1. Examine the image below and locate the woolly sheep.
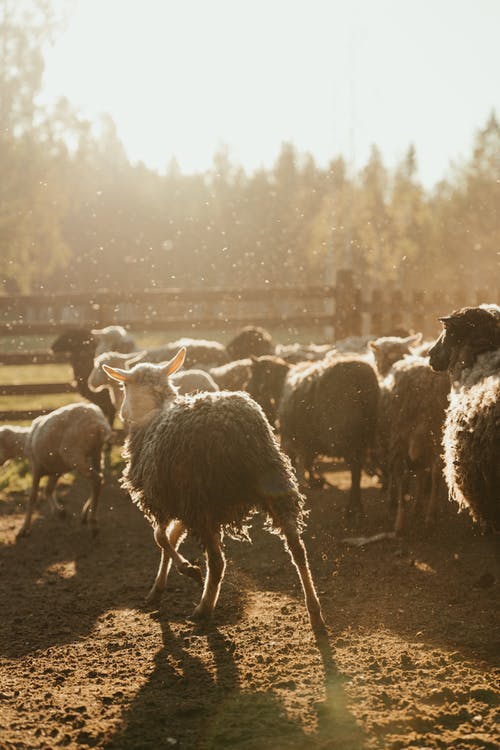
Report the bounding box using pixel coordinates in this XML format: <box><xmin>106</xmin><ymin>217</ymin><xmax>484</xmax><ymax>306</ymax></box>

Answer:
<box><xmin>0</xmin><ymin>403</ymin><xmax>112</xmax><ymax>537</ymax></box>
<box><xmin>381</xmin><ymin>356</ymin><xmax>450</xmax><ymax>534</ymax></box>
<box><xmin>429</xmin><ymin>304</ymin><xmax>500</xmax><ymax>531</ymax></box>
<box><xmin>51</xmin><ymin>329</ymin><xmax>116</xmax><ymax>426</ymax></box>
<box><xmin>103</xmin><ymin>348</ymin><xmax>325</xmax><ymax>632</ymax></box>
<box><xmin>247</xmin><ymin>354</ymin><xmax>380</xmax><ymax>518</ymax></box>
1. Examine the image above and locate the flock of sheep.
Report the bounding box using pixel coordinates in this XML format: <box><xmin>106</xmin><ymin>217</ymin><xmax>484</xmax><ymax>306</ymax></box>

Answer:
<box><xmin>0</xmin><ymin>303</ymin><xmax>499</xmax><ymax>632</ymax></box>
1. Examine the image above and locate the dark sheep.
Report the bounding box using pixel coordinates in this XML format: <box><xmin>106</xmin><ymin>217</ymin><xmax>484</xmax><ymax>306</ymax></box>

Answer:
<box><xmin>51</xmin><ymin>329</ymin><xmax>116</xmax><ymax>427</ymax></box>
<box><xmin>429</xmin><ymin>304</ymin><xmax>500</xmax><ymax>531</ymax></box>
<box><xmin>248</xmin><ymin>354</ymin><xmax>380</xmax><ymax>518</ymax></box>
<box><xmin>226</xmin><ymin>326</ymin><xmax>274</xmax><ymax>360</ymax></box>
<box><xmin>382</xmin><ymin>356</ymin><xmax>450</xmax><ymax>534</ymax></box>
<box><xmin>103</xmin><ymin>348</ymin><xmax>325</xmax><ymax>633</ymax></box>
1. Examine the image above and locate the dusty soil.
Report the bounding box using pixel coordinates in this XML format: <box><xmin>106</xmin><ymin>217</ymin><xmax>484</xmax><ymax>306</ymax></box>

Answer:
<box><xmin>0</xmin><ymin>469</ymin><xmax>498</xmax><ymax>750</ymax></box>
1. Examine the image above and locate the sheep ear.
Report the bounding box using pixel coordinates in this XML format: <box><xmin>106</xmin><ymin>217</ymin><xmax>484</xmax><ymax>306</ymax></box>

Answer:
<box><xmin>439</xmin><ymin>315</ymin><xmax>453</xmax><ymax>324</ymax></box>
<box><xmin>162</xmin><ymin>347</ymin><xmax>186</xmax><ymax>377</ymax></box>
<box><xmin>102</xmin><ymin>364</ymin><xmax>129</xmax><ymax>383</ymax></box>
<box><xmin>368</xmin><ymin>340</ymin><xmax>378</xmax><ymax>351</ymax></box>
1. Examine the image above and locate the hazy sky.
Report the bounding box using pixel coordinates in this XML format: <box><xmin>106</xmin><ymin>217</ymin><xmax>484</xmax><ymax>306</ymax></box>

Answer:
<box><xmin>40</xmin><ymin>0</ymin><xmax>500</xmax><ymax>187</ymax></box>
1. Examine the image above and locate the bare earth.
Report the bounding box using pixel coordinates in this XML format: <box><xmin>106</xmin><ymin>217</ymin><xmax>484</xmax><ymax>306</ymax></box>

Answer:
<box><xmin>0</xmin><ymin>470</ymin><xmax>498</xmax><ymax>750</ymax></box>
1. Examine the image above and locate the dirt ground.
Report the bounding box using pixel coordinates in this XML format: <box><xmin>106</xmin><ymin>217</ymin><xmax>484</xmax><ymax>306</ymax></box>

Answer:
<box><xmin>0</xmin><ymin>468</ymin><xmax>498</xmax><ymax>750</ymax></box>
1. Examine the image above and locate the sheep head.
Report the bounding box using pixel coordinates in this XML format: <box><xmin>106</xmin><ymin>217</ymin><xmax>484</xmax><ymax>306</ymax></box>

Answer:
<box><xmin>103</xmin><ymin>347</ymin><xmax>186</xmax><ymax>423</ymax></box>
<box><xmin>429</xmin><ymin>305</ymin><xmax>500</xmax><ymax>374</ymax></box>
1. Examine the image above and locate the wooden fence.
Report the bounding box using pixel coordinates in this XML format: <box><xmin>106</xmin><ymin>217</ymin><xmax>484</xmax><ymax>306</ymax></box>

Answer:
<box><xmin>0</xmin><ymin>271</ymin><xmax>496</xmax><ymax>422</ymax></box>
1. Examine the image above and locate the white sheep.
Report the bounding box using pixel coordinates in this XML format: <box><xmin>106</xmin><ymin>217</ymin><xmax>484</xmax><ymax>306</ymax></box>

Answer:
<box><xmin>103</xmin><ymin>347</ymin><xmax>325</xmax><ymax>632</ymax></box>
<box><xmin>0</xmin><ymin>403</ymin><xmax>112</xmax><ymax>538</ymax></box>
<box><xmin>91</xmin><ymin>325</ymin><xmax>136</xmax><ymax>356</ymax></box>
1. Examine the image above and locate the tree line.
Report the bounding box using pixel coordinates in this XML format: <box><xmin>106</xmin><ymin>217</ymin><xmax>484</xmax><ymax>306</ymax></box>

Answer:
<box><xmin>1</xmin><ymin>1</ymin><xmax>499</xmax><ymax>296</ymax></box>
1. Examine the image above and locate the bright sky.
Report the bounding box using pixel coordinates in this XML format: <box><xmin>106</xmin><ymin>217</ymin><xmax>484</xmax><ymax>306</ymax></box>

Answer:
<box><xmin>40</xmin><ymin>0</ymin><xmax>500</xmax><ymax>187</ymax></box>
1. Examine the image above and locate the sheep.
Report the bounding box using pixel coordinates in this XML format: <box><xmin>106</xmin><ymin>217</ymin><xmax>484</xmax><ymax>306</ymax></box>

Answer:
<box><xmin>128</xmin><ymin>337</ymin><xmax>229</xmax><ymax>369</ymax></box>
<box><xmin>381</xmin><ymin>356</ymin><xmax>450</xmax><ymax>534</ymax></box>
<box><xmin>0</xmin><ymin>403</ymin><xmax>112</xmax><ymax>538</ymax></box>
<box><xmin>247</xmin><ymin>354</ymin><xmax>380</xmax><ymax>518</ymax></box>
<box><xmin>51</xmin><ymin>329</ymin><xmax>116</xmax><ymax>427</ymax></box>
<box><xmin>368</xmin><ymin>333</ymin><xmax>422</xmax><ymax>378</ymax></box>
<box><xmin>89</xmin><ymin>351</ymin><xmax>218</xmax><ymax>412</ymax></box>
<box><xmin>91</xmin><ymin>325</ymin><xmax>136</xmax><ymax>356</ymax></box>
<box><xmin>208</xmin><ymin>358</ymin><xmax>253</xmax><ymax>391</ymax></box>
<box><xmin>246</xmin><ymin>355</ymin><xmax>291</xmax><ymax>425</ymax></box>
<box><xmin>226</xmin><ymin>326</ymin><xmax>274</xmax><ymax>360</ymax></box>
<box><xmin>429</xmin><ymin>304</ymin><xmax>500</xmax><ymax>532</ymax></box>
<box><xmin>275</xmin><ymin>343</ymin><xmax>333</xmax><ymax>364</ymax></box>
<box><xmin>103</xmin><ymin>347</ymin><xmax>325</xmax><ymax>632</ymax></box>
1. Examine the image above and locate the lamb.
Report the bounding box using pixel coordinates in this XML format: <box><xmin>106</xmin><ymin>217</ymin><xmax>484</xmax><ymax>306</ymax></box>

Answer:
<box><xmin>103</xmin><ymin>348</ymin><xmax>325</xmax><ymax>632</ymax></box>
<box><xmin>381</xmin><ymin>356</ymin><xmax>450</xmax><ymax>534</ymax></box>
<box><xmin>247</xmin><ymin>354</ymin><xmax>380</xmax><ymax>518</ymax></box>
<box><xmin>226</xmin><ymin>326</ymin><xmax>274</xmax><ymax>360</ymax></box>
<box><xmin>0</xmin><ymin>403</ymin><xmax>112</xmax><ymax>537</ymax></box>
<box><xmin>89</xmin><ymin>351</ymin><xmax>218</xmax><ymax>412</ymax></box>
<box><xmin>429</xmin><ymin>304</ymin><xmax>500</xmax><ymax>531</ymax></box>
<box><xmin>91</xmin><ymin>325</ymin><xmax>136</xmax><ymax>356</ymax></box>
<box><xmin>51</xmin><ymin>329</ymin><xmax>116</xmax><ymax>426</ymax></box>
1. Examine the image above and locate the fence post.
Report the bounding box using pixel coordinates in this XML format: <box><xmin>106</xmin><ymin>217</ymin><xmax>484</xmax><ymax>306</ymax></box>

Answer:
<box><xmin>334</xmin><ymin>269</ymin><xmax>362</xmax><ymax>339</ymax></box>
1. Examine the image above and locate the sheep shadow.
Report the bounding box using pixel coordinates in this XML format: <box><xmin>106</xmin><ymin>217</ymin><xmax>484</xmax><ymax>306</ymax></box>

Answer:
<box><xmin>227</xmin><ymin>476</ymin><xmax>499</xmax><ymax>666</ymax></box>
<box><xmin>103</xmin><ymin>615</ymin><xmax>365</xmax><ymax>750</ymax></box>
<box><xmin>0</xmin><ymin>479</ymin><xmax>245</xmax><ymax>659</ymax></box>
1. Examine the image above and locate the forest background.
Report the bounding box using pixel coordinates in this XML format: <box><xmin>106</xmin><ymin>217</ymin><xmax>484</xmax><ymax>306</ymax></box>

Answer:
<box><xmin>1</xmin><ymin>1</ymin><xmax>499</xmax><ymax>297</ymax></box>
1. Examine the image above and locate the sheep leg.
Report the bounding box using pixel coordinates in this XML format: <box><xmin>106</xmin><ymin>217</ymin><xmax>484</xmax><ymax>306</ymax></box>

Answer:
<box><xmin>425</xmin><ymin>460</ymin><xmax>442</xmax><ymax>527</ymax></box>
<box><xmin>147</xmin><ymin>523</ymin><xmax>203</xmax><ymax>604</ymax></box>
<box><xmin>394</xmin><ymin>467</ymin><xmax>410</xmax><ymax>536</ymax></box>
<box><xmin>45</xmin><ymin>474</ymin><xmax>65</xmax><ymax>517</ymax></box>
<box><xmin>17</xmin><ymin>468</ymin><xmax>42</xmax><ymax>538</ymax></box>
<box><xmin>191</xmin><ymin>530</ymin><xmax>226</xmax><ymax>621</ymax></box>
<box><xmin>79</xmin><ymin>458</ymin><xmax>103</xmax><ymax>536</ymax></box>
<box><xmin>346</xmin><ymin>460</ymin><xmax>363</xmax><ymax>519</ymax></box>
<box><xmin>282</xmin><ymin>527</ymin><xmax>326</xmax><ymax>634</ymax></box>
<box><xmin>146</xmin><ymin>520</ymin><xmax>187</xmax><ymax>604</ymax></box>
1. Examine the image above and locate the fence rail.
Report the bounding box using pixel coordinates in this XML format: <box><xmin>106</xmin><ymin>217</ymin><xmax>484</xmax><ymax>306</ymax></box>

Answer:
<box><xmin>0</xmin><ymin>273</ymin><xmax>497</xmax><ymax>422</ymax></box>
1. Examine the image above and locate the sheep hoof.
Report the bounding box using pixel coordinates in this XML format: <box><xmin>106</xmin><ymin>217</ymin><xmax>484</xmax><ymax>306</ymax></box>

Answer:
<box><xmin>182</xmin><ymin>564</ymin><xmax>204</xmax><ymax>587</ymax></box>
<box><xmin>16</xmin><ymin>526</ymin><xmax>30</xmax><ymax>540</ymax></box>
<box><xmin>56</xmin><ymin>505</ymin><xmax>67</xmax><ymax>519</ymax></box>
<box><xmin>189</xmin><ymin>605</ymin><xmax>211</xmax><ymax>622</ymax></box>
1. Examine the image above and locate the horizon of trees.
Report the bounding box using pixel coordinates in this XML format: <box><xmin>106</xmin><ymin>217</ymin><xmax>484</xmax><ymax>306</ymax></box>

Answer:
<box><xmin>1</xmin><ymin>1</ymin><xmax>499</xmax><ymax>296</ymax></box>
